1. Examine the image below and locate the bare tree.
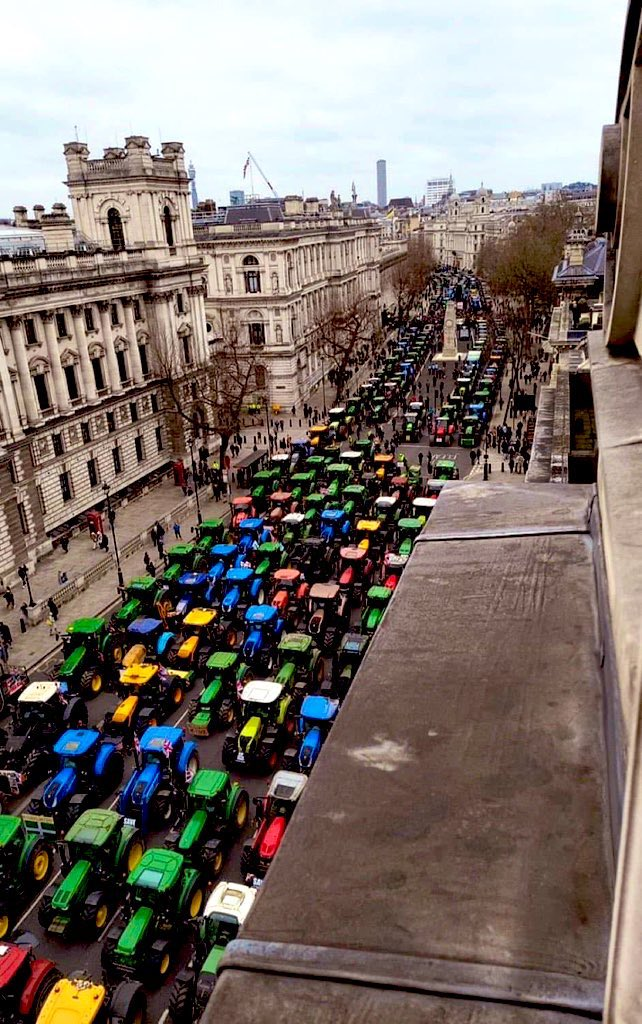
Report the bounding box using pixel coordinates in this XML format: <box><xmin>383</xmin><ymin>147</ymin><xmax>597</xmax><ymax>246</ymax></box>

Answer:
<box><xmin>152</xmin><ymin>312</ymin><xmax>258</xmax><ymax>464</ymax></box>
<box><xmin>310</xmin><ymin>295</ymin><xmax>379</xmax><ymax>403</ymax></box>
<box><xmin>390</xmin><ymin>232</ymin><xmax>437</xmax><ymax>323</ymax></box>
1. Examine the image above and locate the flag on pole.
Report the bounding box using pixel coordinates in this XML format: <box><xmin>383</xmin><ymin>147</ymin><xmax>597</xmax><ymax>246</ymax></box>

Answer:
<box><xmin>243</xmin><ymin>156</ymin><xmax>251</xmax><ymax>179</ymax></box>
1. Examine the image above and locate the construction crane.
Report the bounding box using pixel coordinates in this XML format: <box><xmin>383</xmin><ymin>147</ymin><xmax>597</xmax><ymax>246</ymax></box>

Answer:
<box><xmin>242</xmin><ymin>151</ymin><xmax>279</xmax><ymax>199</ymax></box>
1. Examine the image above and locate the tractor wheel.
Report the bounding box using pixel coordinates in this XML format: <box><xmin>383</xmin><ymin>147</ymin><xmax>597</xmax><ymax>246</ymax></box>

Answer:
<box><xmin>217</xmin><ymin>699</ymin><xmax>235</xmax><ymax>727</ymax></box>
<box><xmin>151</xmin><ymin>789</ymin><xmax>175</xmax><ymax>827</ymax></box>
<box><xmin>221</xmin><ymin>736</ymin><xmax>237</xmax><ymax>769</ymax></box>
<box><xmin>226</xmin><ymin>626</ymin><xmax>239</xmax><ymax>648</ymax></box>
<box><xmin>109</xmin><ymin>980</ymin><xmax>147</xmax><ymax>1024</ymax></box>
<box><xmin>314</xmin><ymin>656</ymin><xmax>326</xmax><ymax>687</ymax></box>
<box><xmin>0</xmin><ymin>903</ymin><xmax>14</xmax><ymax>939</ymax></box>
<box><xmin>170</xmin><ymin>683</ymin><xmax>184</xmax><ymax>707</ymax></box>
<box><xmin>232</xmin><ymin>791</ymin><xmax>250</xmax><ymax>832</ymax></box>
<box><xmin>183</xmin><ymin>879</ymin><xmax>205</xmax><ymax>920</ymax></box>
<box><xmin>37</xmin><ymin>894</ymin><xmax>54</xmax><ymax>931</ymax></box>
<box><xmin>80</xmin><ymin>666</ymin><xmax>104</xmax><ymax>698</ymax></box>
<box><xmin>260</xmin><ymin>743</ymin><xmax>280</xmax><ymax>774</ymax></box>
<box><xmin>101</xmin><ymin>750</ymin><xmax>125</xmax><ymax>797</ymax></box>
<box><xmin>202</xmin><ymin>845</ymin><xmax>225</xmax><ymax>879</ymax></box>
<box><xmin>168</xmin><ymin>975</ymin><xmax>195</xmax><ymax>1024</ymax></box>
<box><xmin>30</xmin><ymin>966</ymin><xmax>61</xmax><ymax>1022</ymax></box>
<box><xmin>107</xmin><ymin>638</ymin><xmax>125</xmax><ymax>665</ymax></box>
<box><xmin>239</xmin><ymin>845</ymin><xmax>254</xmax><ymax>878</ymax></box>
<box><xmin>26</xmin><ymin>840</ymin><xmax>54</xmax><ymax>887</ymax></box>
<box><xmin>81</xmin><ymin>891</ymin><xmax>111</xmax><ymax>937</ymax></box>
<box><xmin>121</xmin><ymin>834</ymin><xmax>145</xmax><ymax>875</ymax></box>
<box><xmin>63</xmin><ymin>697</ymin><xmax>88</xmax><ymax>729</ymax></box>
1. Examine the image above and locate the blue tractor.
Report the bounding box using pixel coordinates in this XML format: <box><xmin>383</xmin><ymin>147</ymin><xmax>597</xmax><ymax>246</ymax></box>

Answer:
<box><xmin>220</xmin><ymin>568</ymin><xmax>266</xmax><ymax>622</ymax></box>
<box><xmin>204</xmin><ymin>544</ymin><xmax>241</xmax><ymax>604</ymax></box>
<box><xmin>320</xmin><ymin>508</ymin><xmax>351</xmax><ymax>547</ymax></box>
<box><xmin>118</xmin><ymin>726</ymin><xmax>199</xmax><ymax>834</ymax></box>
<box><xmin>26</xmin><ymin>729</ymin><xmax>125</xmax><ymax>835</ymax></box>
<box><xmin>284</xmin><ymin>696</ymin><xmax>339</xmax><ymax>774</ymax></box>
<box><xmin>174</xmin><ymin>572</ymin><xmax>211</xmax><ymax>620</ymax></box>
<box><xmin>123</xmin><ymin>617</ymin><xmax>174</xmax><ymax>666</ymax></box>
<box><xmin>237</xmin><ymin>518</ymin><xmax>272</xmax><ymax>561</ymax></box>
<box><xmin>242</xmin><ymin>606</ymin><xmax>285</xmax><ymax>674</ymax></box>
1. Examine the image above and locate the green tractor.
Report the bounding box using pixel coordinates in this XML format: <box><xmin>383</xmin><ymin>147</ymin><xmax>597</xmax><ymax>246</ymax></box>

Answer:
<box><xmin>274</xmin><ymin>633</ymin><xmax>325</xmax><ymax>706</ymax></box>
<box><xmin>361</xmin><ymin>585</ymin><xmax>393</xmax><ymax>635</ymax></box>
<box><xmin>221</xmin><ymin>680</ymin><xmax>293</xmax><ymax>773</ymax></box>
<box><xmin>193</xmin><ymin>519</ymin><xmax>226</xmax><ymax>568</ymax></box>
<box><xmin>187</xmin><ymin>652</ymin><xmax>251</xmax><ymax>737</ymax></box>
<box><xmin>108</xmin><ymin>576</ymin><xmax>173</xmax><ymax>642</ymax></box>
<box><xmin>0</xmin><ymin>813</ymin><xmax>54</xmax><ymax>938</ymax></box>
<box><xmin>101</xmin><ymin>847</ymin><xmax>205</xmax><ymax>987</ymax></box>
<box><xmin>57</xmin><ymin>617</ymin><xmax>117</xmax><ymax>699</ymax></box>
<box><xmin>161</xmin><ymin>543</ymin><xmax>199</xmax><ymax>585</ymax></box>
<box><xmin>38</xmin><ymin>808</ymin><xmax>145</xmax><ymax>939</ymax></box>
<box><xmin>168</xmin><ymin>880</ymin><xmax>257</xmax><ymax>1024</ymax></box>
<box><xmin>164</xmin><ymin>769</ymin><xmax>249</xmax><ymax>879</ymax></box>
<box><xmin>254</xmin><ymin>541</ymin><xmax>288</xmax><ymax>579</ymax></box>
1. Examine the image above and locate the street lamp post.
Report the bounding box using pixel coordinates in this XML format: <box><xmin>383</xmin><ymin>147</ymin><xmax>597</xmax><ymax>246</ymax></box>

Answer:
<box><xmin>102</xmin><ymin>483</ymin><xmax>124</xmax><ymax>590</ymax></box>
<box><xmin>190</xmin><ymin>442</ymin><xmax>203</xmax><ymax>526</ymax></box>
<box><xmin>320</xmin><ymin>353</ymin><xmax>327</xmax><ymax>418</ymax></box>
<box><xmin>263</xmin><ymin>394</ymin><xmax>272</xmax><ymax>454</ymax></box>
<box><xmin>18</xmin><ymin>564</ymin><xmax>36</xmax><ymax>607</ymax></box>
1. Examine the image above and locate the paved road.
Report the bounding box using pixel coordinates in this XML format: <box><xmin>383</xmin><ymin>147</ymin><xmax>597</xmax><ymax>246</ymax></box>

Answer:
<box><xmin>9</xmin><ymin>323</ymin><xmax>497</xmax><ymax>1022</ymax></box>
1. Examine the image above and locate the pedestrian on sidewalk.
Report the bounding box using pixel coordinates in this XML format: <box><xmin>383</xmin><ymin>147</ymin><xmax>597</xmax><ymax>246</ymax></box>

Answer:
<box><xmin>143</xmin><ymin>552</ymin><xmax>151</xmax><ymax>570</ymax></box>
<box><xmin>515</xmin><ymin>453</ymin><xmax>524</xmax><ymax>474</ymax></box>
<box><xmin>155</xmin><ymin>521</ymin><xmax>165</xmax><ymax>542</ymax></box>
<box><xmin>0</xmin><ymin>622</ymin><xmax>12</xmax><ymax>647</ymax></box>
<box><xmin>19</xmin><ymin>603</ymin><xmax>28</xmax><ymax>634</ymax></box>
<box><xmin>0</xmin><ymin>641</ymin><xmax>7</xmax><ymax>667</ymax></box>
<box><xmin>3</xmin><ymin>586</ymin><xmax>14</xmax><ymax>610</ymax></box>
<box><xmin>60</xmin><ymin>535</ymin><xmax>69</xmax><ymax>554</ymax></box>
<box><xmin>173</xmin><ymin>522</ymin><xmax>182</xmax><ymax>539</ymax></box>
<box><xmin>95</xmin><ymin>531</ymin><xmax>103</xmax><ymax>550</ymax></box>
<box><xmin>469</xmin><ymin>450</ymin><xmax>476</xmax><ymax>469</ymax></box>
<box><xmin>157</xmin><ymin>537</ymin><xmax>165</xmax><ymax>559</ymax></box>
<box><xmin>146</xmin><ymin>560</ymin><xmax>157</xmax><ymax>578</ymax></box>
<box><xmin>475</xmin><ymin>447</ymin><xmax>482</xmax><ymax>465</ymax></box>
<box><xmin>58</xmin><ymin>571</ymin><xmax>68</xmax><ymax>586</ymax></box>
<box><xmin>46</xmin><ymin>614</ymin><xmax>60</xmax><ymax>640</ymax></box>
<box><xmin>150</xmin><ymin>526</ymin><xmax>157</xmax><ymax>547</ymax></box>
<box><xmin>47</xmin><ymin>596</ymin><xmax>59</xmax><ymax>622</ymax></box>
<box><xmin>90</xmin><ymin>529</ymin><xmax>99</xmax><ymax>550</ymax></box>
<box><xmin>100</xmin><ymin>533</ymin><xmax>109</xmax><ymax>552</ymax></box>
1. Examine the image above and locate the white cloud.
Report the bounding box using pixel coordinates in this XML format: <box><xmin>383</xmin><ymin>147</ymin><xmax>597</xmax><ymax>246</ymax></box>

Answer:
<box><xmin>0</xmin><ymin>0</ymin><xmax>628</xmax><ymax>213</ymax></box>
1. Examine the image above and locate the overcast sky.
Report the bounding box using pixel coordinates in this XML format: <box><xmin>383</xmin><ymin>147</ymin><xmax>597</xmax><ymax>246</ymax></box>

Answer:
<box><xmin>0</xmin><ymin>0</ymin><xmax>628</xmax><ymax>216</ymax></box>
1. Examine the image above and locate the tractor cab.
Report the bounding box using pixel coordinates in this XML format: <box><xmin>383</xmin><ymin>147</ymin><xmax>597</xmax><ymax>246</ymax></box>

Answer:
<box><xmin>396</xmin><ymin>517</ymin><xmax>423</xmax><ymax>556</ymax></box>
<box><xmin>342</xmin><ymin>483</ymin><xmax>369</xmax><ymax>519</ymax></box>
<box><xmin>230</xmin><ymin>496</ymin><xmax>254</xmax><ymax>530</ymax></box>
<box><xmin>232</xmin><ymin>680</ymin><xmax>291</xmax><ymax>769</ymax></box>
<box><xmin>175</xmin><ymin>573</ymin><xmax>210</xmax><ymax>619</ymax></box>
<box><xmin>254</xmin><ymin>541</ymin><xmax>287</xmax><ymax>578</ymax></box>
<box><xmin>110</xmin><ymin>575</ymin><xmax>172</xmax><ymax>633</ymax></box>
<box><xmin>238</xmin><ymin>517</ymin><xmax>270</xmax><ymax>559</ymax></box>
<box><xmin>289</xmin><ymin>471</ymin><xmax>316</xmax><ymax>501</ymax></box>
<box><xmin>373</xmin><ymin>452</ymin><xmax>395</xmax><ymax>481</ymax></box>
<box><xmin>382</xmin><ymin>551</ymin><xmax>409</xmax><ymax>590</ymax></box>
<box><xmin>338</xmin><ymin>545</ymin><xmax>373</xmax><ymax>597</ymax></box>
<box><xmin>251</xmin><ymin>469</ymin><xmax>281</xmax><ymax>512</ymax></box>
<box><xmin>281</xmin><ymin>512</ymin><xmax>306</xmax><ymax>548</ymax></box>
<box><xmin>361</xmin><ymin>585</ymin><xmax>392</xmax><ymax>634</ymax></box>
<box><xmin>434</xmin><ymin>457</ymin><xmax>460</xmax><ymax>481</ymax></box>
<box><xmin>408</xmin><ymin>400</ymin><xmax>425</xmax><ymax>423</ymax></box>
<box><xmin>434</xmin><ymin>416</ymin><xmax>455</xmax><ymax>445</ymax></box>
<box><xmin>332</xmin><ymin>633</ymin><xmax>370</xmax><ymax>697</ymax></box>
<box><xmin>271</xmin><ymin>569</ymin><xmax>309</xmax><ymax>625</ymax></box>
<box><xmin>412</xmin><ymin>496</ymin><xmax>438</xmax><ymax>523</ymax></box>
<box><xmin>307</xmin><ymin>583</ymin><xmax>346</xmax><ymax>649</ymax></box>
<box><xmin>162</xmin><ymin>544</ymin><xmax>198</xmax><ymax>585</ymax></box>
<box><xmin>340</xmin><ymin>450</ymin><xmax>363</xmax><ymax>473</ymax></box>
<box><xmin>289</xmin><ymin>536</ymin><xmax>333</xmax><ymax>583</ymax></box>
<box><xmin>196</xmin><ymin>518</ymin><xmax>225</xmax><ymax>550</ymax></box>
<box><xmin>58</xmin><ymin>617</ymin><xmax>113</xmax><ymax>699</ymax></box>
<box><xmin>403</xmin><ymin>412</ymin><xmax>421</xmax><ymax>441</ymax></box>
<box><xmin>200</xmin><ymin>879</ymin><xmax>257</xmax><ymax>949</ymax></box>
<box><xmin>243</xmin><ymin>606</ymin><xmax>285</xmax><ymax>671</ymax></box>
<box><xmin>374</xmin><ymin>494</ymin><xmax>399</xmax><ymax>526</ymax></box>
<box><xmin>460</xmin><ymin>414</ymin><xmax>481</xmax><ymax>448</ymax></box>
<box><xmin>320</xmin><ymin>508</ymin><xmax>350</xmax><ymax>545</ymax></box>
<box><xmin>424</xmin><ymin>480</ymin><xmax>447</xmax><ymax>499</ymax></box>
<box><xmin>220</xmin><ymin>568</ymin><xmax>265</xmax><ymax>621</ymax></box>
<box><xmin>325</xmin><ymin>463</ymin><xmax>351</xmax><ymax>501</ymax></box>
<box><xmin>291</xmin><ymin>696</ymin><xmax>339</xmax><ymax>773</ymax></box>
<box><xmin>307</xmin><ymin>424</ymin><xmax>333</xmax><ymax>450</ymax></box>
<box><xmin>354</xmin><ymin>438</ymin><xmax>374</xmax><ymax>462</ymax></box>
<box><xmin>268</xmin><ymin>491</ymin><xmax>295</xmax><ymax>525</ymax></box>
<box><xmin>355</xmin><ymin>518</ymin><xmax>383</xmax><ymax>557</ymax></box>
<box><xmin>206</xmin><ymin>544</ymin><xmax>241</xmax><ymax>602</ymax></box>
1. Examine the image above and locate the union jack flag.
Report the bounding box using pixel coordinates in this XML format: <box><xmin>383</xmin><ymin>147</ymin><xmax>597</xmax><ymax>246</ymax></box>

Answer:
<box><xmin>162</xmin><ymin>738</ymin><xmax>173</xmax><ymax>758</ymax></box>
<box><xmin>185</xmin><ymin>766</ymin><xmax>195</xmax><ymax>783</ymax></box>
<box><xmin>134</xmin><ymin>734</ymin><xmax>141</xmax><ymax>755</ymax></box>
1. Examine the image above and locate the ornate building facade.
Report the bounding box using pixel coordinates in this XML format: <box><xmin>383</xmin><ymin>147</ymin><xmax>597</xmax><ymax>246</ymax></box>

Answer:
<box><xmin>0</xmin><ymin>136</ymin><xmax>209</xmax><ymax>577</ymax></box>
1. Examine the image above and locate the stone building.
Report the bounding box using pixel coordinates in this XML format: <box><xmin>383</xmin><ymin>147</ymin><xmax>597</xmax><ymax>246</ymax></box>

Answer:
<box><xmin>195</xmin><ymin>195</ymin><xmax>382</xmax><ymax>406</ymax></box>
<box><xmin>0</xmin><ymin>135</ymin><xmax>209</xmax><ymax>578</ymax></box>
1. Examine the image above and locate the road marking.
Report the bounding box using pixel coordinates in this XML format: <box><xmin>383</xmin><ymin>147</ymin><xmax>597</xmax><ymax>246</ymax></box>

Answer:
<box><xmin>157</xmin><ymin>1010</ymin><xmax>169</xmax><ymax>1024</ymax></box>
<box><xmin>98</xmin><ymin>905</ymin><xmax>122</xmax><ymax>942</ymax></box>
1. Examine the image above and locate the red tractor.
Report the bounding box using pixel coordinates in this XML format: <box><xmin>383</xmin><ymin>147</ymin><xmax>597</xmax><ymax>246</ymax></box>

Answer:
<box><xmin>270</xmin><ymin>569</ymin><xmax>309</xmax><ymax>626</ymax></box>
<box><xmin>0</xmin><ymin>938</ymin><xmax>60</xmax><ymax>1023</ymax></box>
<box><xmin>240</xmin><ymin>770</ymin><xmax>307</xmax><ymax>888</ymax></box>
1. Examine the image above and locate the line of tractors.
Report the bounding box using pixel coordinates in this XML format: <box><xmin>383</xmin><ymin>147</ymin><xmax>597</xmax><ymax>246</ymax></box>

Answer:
<box><xmin>0</xmin><ymin>282</ymin><xmax>493</xmax><ymax>1024</ymax></box>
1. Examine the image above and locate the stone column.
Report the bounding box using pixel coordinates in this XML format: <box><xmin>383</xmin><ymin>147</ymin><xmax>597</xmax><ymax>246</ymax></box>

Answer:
<box><xmin>187</xmin><ymin>284</ymin><xmax>208</xmax><ymax>362</ymax></box>
<box><xmin>41</xmin><ymin>312</ymin><xmax>70</xmax><ymax>413</ymax></box>
<box><xmin>69</xmin><ymin>305</ymin><xmax>98</xmax><ymax>402</ymax></box>
<box><xmin>121</xmin><ymin>297</ymin><xmax>143</xmax><ymax>383</ymax></box>
<box><xmin>97</xmin><ymin>301</ymin><xmax>123</xmax><ymax>393</ymax></box>
<box><xmin>0</xmin><ymin>331</ymin><xmax>23</xmax><ymax>438</ymax></box>
<box><xmin>7</xmin><ymin>317</ymin><xmax>41</xmax><ymax>427</ymax></box>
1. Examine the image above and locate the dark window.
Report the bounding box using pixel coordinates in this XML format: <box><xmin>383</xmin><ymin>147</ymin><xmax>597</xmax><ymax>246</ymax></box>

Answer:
<box><xmin>106</xmin><ymin>411</ymin><xmax>115</xmax><ymax>434</ymax></box>
<box><xmin>133</xmin><ymin>299</ymin><xmax>142</xmax><ymax>321</ymax></box>
<box><xmin>55</xmin><ymin>312</ymin><xmax>68</xmax><ymax>338</ymax></box>
<box><xmin>64</xmin><ymin>364</ymin><xmax>79</xmax><ymax>402</ymax></box>
<box><xmin>248</xmin><ymin>322</ymin><xmax>265</xmax><ymax>346</ymax></box>
<box><xmin>130</xmin><ymin>401</ymin><xmax>138</xmax><ymax>423</ymax></box>
<box><xmin>155</xmin><ymin>425</ymin><xmax>163</xmax><ymax>451</ymax></box>
<box><xmin>182</xmin><ymin>336</ymin><xmax>192</xmax><ymax>364</ymax></box>
<box><xmin>24</xmin><ymin>318</ymin><xmax>38</xmax><ymax>345</ymax></box>
<box><xmin>36</xmin><ymin>485</ymin><xmax>46</xmax><ymax>516</ymax></box>
<box><xmin>87</xmin><ymin>458</ymin><xmax>98</xmax><ymax>488</ymax></box>
<box><xmin>84</xmin><ymin>307</ymin><xmax>95</xmax><ymax>332</ymax></box>
<box><xmin>81</xmin><ymin>421</ymin><xmax>91</xmax><ymax>444</ymax></box>
<box><xmin>244</xmin><ymin>270</ymin><xmax>261</xmax><ymax>294</ymax></box>
<box><xmin>110</xmin><ymin>303</ymin><xmax>120</xmax><ymax>326</ymax></box>
<box><xmin>191</xmin><ymin>382</ymin><xmax>197</xmax><ymax>399</ymax></box>
<box><xmin>52</xmin><ymin>432</ymin><xmax>64</xmax><ymax>457</ymax></box>
<box><xmin>91</xmin><ymin>356</ymin><xmax>105</xmax><ymax>391</ymax></box>
<box><xmin>7</xmin><ymin>459</ymin><xmax>16</xmax><ymax>484</ymax></box>
<box><xmin>108</xmin><ymin>208</ymin><xmax>125</xmax><ymax>252</ymax></box>
<box><xmin>116</xmin><ymin>350</ymin><xmax>129</xmax><ymax>384</ymax></box>
<box><xmin>176</xmin><ymin>292</ymin><xmax>184</xmax><ymax>314</ymax></box>
<box><xmin>17</xmin><ymin>502</ymin><xmax>29</xmax><ymax>535</ymax></box>
<box><xmin>255</xmin><ymin>364</ymin><xmax>267</xmax><ymax>389</ymax></box>
<box><xmin>135</xmin><ymin>435</ymin><xmax>144</xmax><ymax>462</ymax></box>
<box><xmin>242</xmin><ymin>255</ymin><xmax>259</xmax><ymax>265</ymax></box>
<box><xmin>33</xmin><ymin>373</ymin><xmax>51</xmax><ymax>411</ymax></box>
<box><xmin>112</xmin><ymin>446</ymin><xmax>122</xmax><ymax>474</ymax></box>
<box><xmin>60</xmin><ymin>470</ymin><xmax>72</xmax><ymax>503</ymax></box>
<box><xmin>150</xmin><ymin>393</ymin><xmax>158</xmax><ymax>413</ymax></box>
<box><xmin>163</xmin><ymin>206</ymin><xmax>174</xmax><ymax>246</ymax></box>
<box><xmin>139</xmin><ymin>344</ymin><xmax>149</xmax><ymax>377</ymax></box>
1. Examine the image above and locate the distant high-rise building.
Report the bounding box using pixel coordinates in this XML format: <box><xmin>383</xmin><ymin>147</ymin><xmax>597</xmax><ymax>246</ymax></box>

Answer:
<box><xmin>376</xmin><ymin>160</ymin><xmax>387</xmax><ymax>208</ymax></box>
<box><xmin>542</xmin><ymin>182</ymin><xmax>563</xmax><ymax>192</ymax></box>
<box><xmin>425</xmin><ymin>175</ymin><xmax>454</xmax><ymax>207</ymax></box>
<box><xmin>229</xmin><ymin>190</ymin><xmax>245</xmax><ymax>207</ymax></box>
<box><xmin>188</xmin><ymin>161</ymin><xmax>198</xmax><ymax>209</ymax></box>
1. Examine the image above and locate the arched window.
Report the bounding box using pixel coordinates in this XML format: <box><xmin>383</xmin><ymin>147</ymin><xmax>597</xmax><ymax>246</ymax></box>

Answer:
<box><xmin>255</xmin><ymin>364</ymin><xmax>266</xmax><ymax>389</ymax></box>
<box><xmin>163</xmin><ymin>206</ymin><xmax>174</xmax><ymax>247</ymax></box>
<box><xmin>108</xmin><ymin>208</ymin><xmax>125</xmax><ymax>252</ymax></box>
<box><xmin>243</xmin><ymin>255</ymin><xmax>261</xmax><ymax>294</ymax></box>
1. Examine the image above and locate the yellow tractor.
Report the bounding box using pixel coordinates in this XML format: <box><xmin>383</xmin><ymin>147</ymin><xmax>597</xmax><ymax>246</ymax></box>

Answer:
<box><xmin>36</xmin><ymin>975</ymin><xmax>145</xmax><ymax>1024</ymax></box>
